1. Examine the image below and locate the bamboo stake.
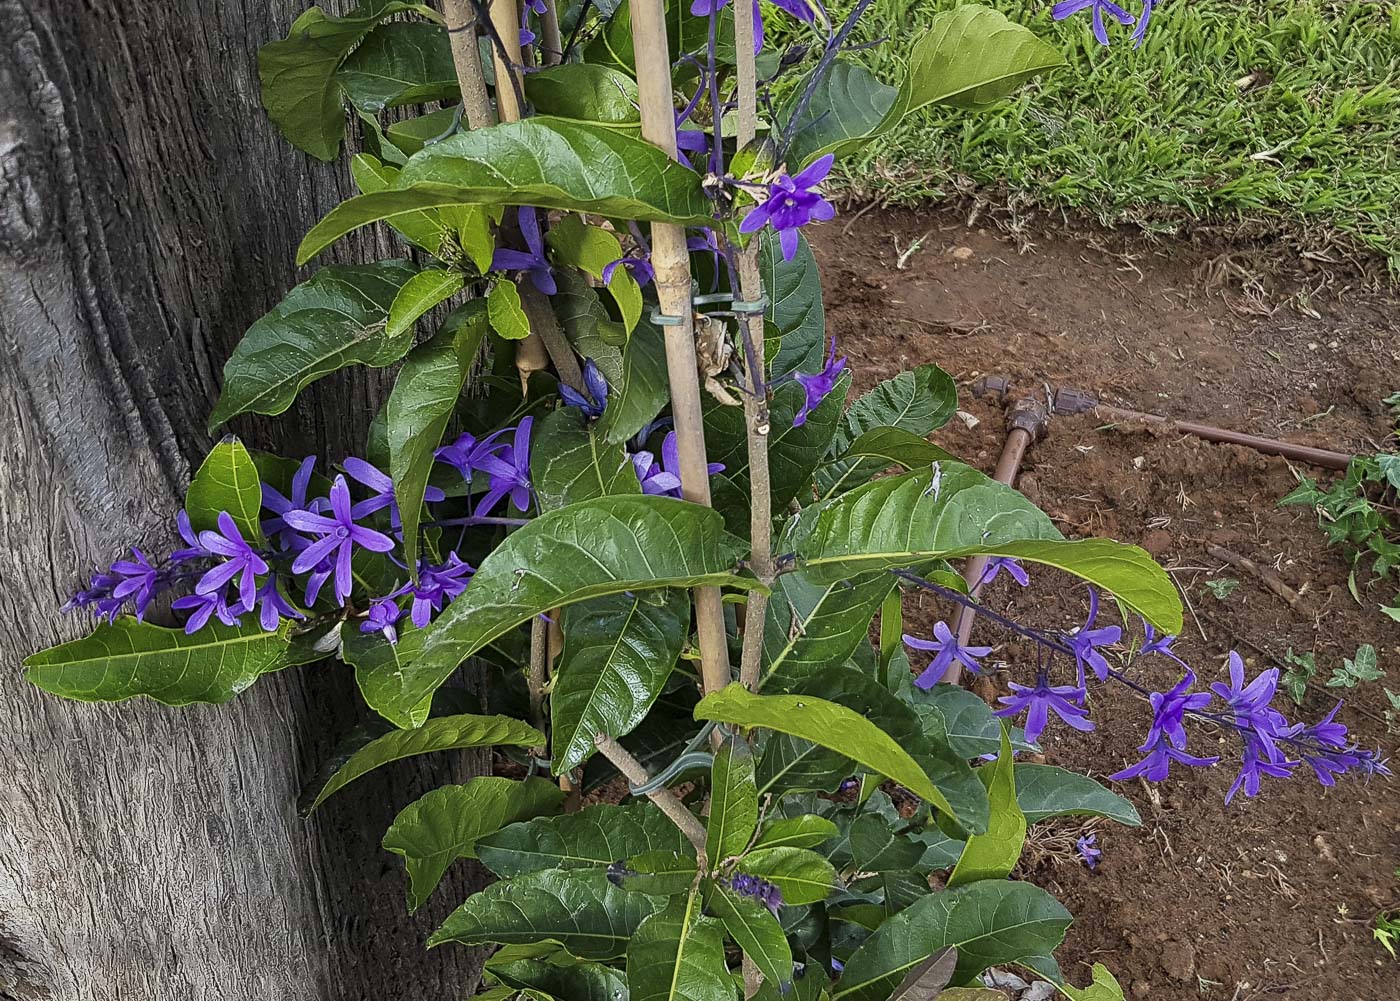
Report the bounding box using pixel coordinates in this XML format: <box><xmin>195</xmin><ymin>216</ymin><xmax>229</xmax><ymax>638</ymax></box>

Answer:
<box><xmin>595</xmin><ymin>734</ymin><xmax>708</xmax><ymax>858</ymax></box>
<box><xmin>487</xmin><ymin>0</ymin><xmax>526</xmax><ymax>121</ymax></box>
<box><xmin>628</xmin><ymin>0</ymin><xmax>732</xmax><ymax>702</ymax></box>
<box><xmin>441</xmin><ymin>0</ymin><xmax>497</xmax><ymax>128</ymax></box>
<box><xmin>539</xmin><ymin>0</ymin><xmax>564</xmax><ymax>65</ymax></box>
<box><xmin>732</xmin><ymin>0</ymin><xmax>772</xmax><ymax>693</ymax></box>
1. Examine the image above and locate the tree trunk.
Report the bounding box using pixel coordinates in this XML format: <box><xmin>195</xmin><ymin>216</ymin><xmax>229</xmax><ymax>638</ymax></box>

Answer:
<box><xmin>0</xmin><ymin>2</ymin><xmax>485</xmax><ymax>998</ymax></box>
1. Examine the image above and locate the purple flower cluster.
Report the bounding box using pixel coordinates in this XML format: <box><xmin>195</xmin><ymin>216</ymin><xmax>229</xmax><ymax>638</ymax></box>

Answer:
<box><xmin>726</xmin><ymin>873</ymin><xmax>784</xmax><ymax>914</ymax></box>
<box><xmin>899</xmin><ymin>571</ymin><xmax>1390</xmax><ymax>804</ymax></box>
<box><xmin>1052</xmin><ymin>0</ymin><xmax>1156</xmax><ymax>48</ymax></box>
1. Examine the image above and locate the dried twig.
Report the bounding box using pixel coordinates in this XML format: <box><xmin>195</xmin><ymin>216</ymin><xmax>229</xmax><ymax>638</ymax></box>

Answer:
<box><xmin>1206</xmin><ymin>544</ymin><xmax>1307</xmax><ymax>612</ymax></box>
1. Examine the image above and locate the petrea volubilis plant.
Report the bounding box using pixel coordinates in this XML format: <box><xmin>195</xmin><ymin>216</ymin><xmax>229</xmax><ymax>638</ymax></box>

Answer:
<box><xmin>26</xmin><ymin>2</ymin><xmax>1360</xmax><ymax>999</ymax></box>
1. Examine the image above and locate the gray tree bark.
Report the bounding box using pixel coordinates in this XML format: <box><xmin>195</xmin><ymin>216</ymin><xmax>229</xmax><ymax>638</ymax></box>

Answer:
<box><xmin>0</xmin><ymin>1</ymin><xmax>485</xmax><ymax>998</ymax></box>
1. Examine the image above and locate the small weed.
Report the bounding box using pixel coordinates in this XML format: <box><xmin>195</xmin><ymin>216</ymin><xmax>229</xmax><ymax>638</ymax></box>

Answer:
<box><xmin>1376</xmin><ymin>911</ymin><xmax>1400</xmax><ymax>961</ymax></box>
<box><xmin>1327</xmin><ymin>644</ymin><xmax>1384</xmax><ymax>688</ymax></box>
<box><xmin>1205</xmin><ymin>578</ymin><xmax>1239</xmax><ymax>600</ymax></box>
<box><xmin>1385</xmin><ymin>689</ymin><xmax>1400</xmax><ymax>734</ymax></box>
<box><xmin>1282</xmin><ymin>648</ymin><xmax>1318</xmax><ymax>705</ymax></box>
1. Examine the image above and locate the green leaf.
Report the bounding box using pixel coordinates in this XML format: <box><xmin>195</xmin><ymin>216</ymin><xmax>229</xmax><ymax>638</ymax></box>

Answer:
<box><xmin>761</xmin><ymin>231</ymin><xmax>825</xmax><ymax>379</ymax></box>
<box><xmin>551</xmin><ymin>590</ymin><xmax>690</xmax><ymax>773</ymax></box>
<box><xmin>947</xmin><ymin>729</ymin><xmax>1025</xmax><ymax>887</ymax></box>
<box><xmin>848</xmin><ymin>815</ymin><xmax>924</xmax><ymax>873</ymax></box>
<box><xmin>546</xmin><ymin>215</ymin><xmax>643</xmax><ymax>333</ymax></box>
<box><xmin>387</xmin><ymin>267</ymin><xmax>466</xmax><ymax>339</ymax></box>
<box><xmin>488</xmin><ymin>279</ymin><xmax>532</xmax><ymax>340</ymax></box>
<box><xmin>257</xmin><ymin>2</ymin><xmax>430</xmax><ymax>160</ymax></box>
<box><xmin>911</xmin><ymin>684</ymin><xmax>1038</xmax><ymax>759</ymax></box>
<box><xmin>530</xmin><ymin>407</ymin><xmax>641</xmax><ymax>513</ymax></box>
<box><xmin>707</xmin><ymin>736</ymin><xmax>760</xmax><ymax>863</ymax></box>
<box><xmin>554</xmin><ymin>266</ymin><xmax>629</xmax><ymax>352</ymax></box>
<box><xmin>477</xmin><ymin>801</ymin><xmax>696</xmax><ymax>877</ymax></box>
<box><xmin>341</xmin><ymin>622</ymin><xmax>435</xmax><ymax>727</ymax></box>
<box><xmin>783</xmin><ymin>5</ymin><xmax>1066</xmax><ymax>166</ymax></box>
<box><xmin>1013</xmin><ymin>765</ymin><xmax>1140</xmax><ymax>827</ymax></box>
<box><xmin>796</xmin><ymin>466</ymin><xmax>1183</xmax><ymax>634</ymax></box>
<box><xmin>1055</xmin><ymin>963</ymin><xmax>1129</xmax><ymax>1001</ymax></box>
<box><xmin>697</xmin><ymin>684</ymin><xmax>953</xmax><ymax>816</ymax></box>
<box><xmin>337</xmin><ymin>20</ymin><xmax>457</xmax><ymax>112</ymax></box>
<box><xmin>388</xmin><ymin>301</ymin><xmax>488</xmax><ymax>573</ymax></box>
<box><xmin>754</xmin><ymin>815</ymin><xmax>839</xmax><ymax>851</ymax></box>
<box><xmin>757</xmin><ymin>732</ymin><xmax>852</xmax><ymax>799</ymax></box>
<box><xmin>737</xmin><ymin>846</ymin><xmax>838</xmax><ymax>906</ymax></box>
<box><xmin>25</xmin><ymin>619</ymin><xmax>291</xmax><ymax>706</ymax></box>
<box><xmin>208</xmin><ymin>260</ymin><xmax>419</xmax><ymax>429</ymax></box>
<box><xmin>432</xmin><ymin>868</ymin><xmax>664</xmax><ymax>958</ymax></box>
<box><xmin>524</xmin><ymin>63</ymin><xmax>642</xmax><ymax>129</ymax></box>
<box><xmin>309</xmin><ymin>714</ymin><xmax>542</xmax><ymax>811</ymax></box>
<box><xmin>831</xmin><ymin>427</ymin><xmax>959</xmax><ymax>479</ymax></box>
<box><xmin>185</xmin><ymin>436</ymin><xmax>265</xmax><ymax>541</ymax></box>
<box><xmin>760</xmin><ymin>570</ymin><xmax>896</xmax><ymax>692</ymax></box>
<box><xmin>619</xmin><ymin>849</ymin><xmax>701</xmax><ymax>896</ymax></box>
<box><xmin>488</xmin><ymin>956</ymin><xmax>630</xmax><ymax>1001</ymax></box>
<box><xmin>586</xmin><ymin>0</ymin><xmax>723</xmax><ymax>76</ymax></box>
<box><xmin>817</xmin><ymin>365</ymin><xmax>960</xmax><ymax>497</ymax></box>
<box><xmin>709</xmin><ymin>886</ymin><xmax>794</xmax><ymax>992</ymax></box>
<box><xmin>594</xmin><ymin>316</ymin><xmax>670</xmax><ymax>445</ymax></box>
<box><xmin>383</xmin><ymin>776</ymin><xmax>564</xmax><ymax>911</ymax></box>
<box><xmin>833</xmin><ymin>880</ymin><xmax>1072</xmax><ymax>996</ymax></box>
<box><xmin>386</xmin><ymin>497</ymin><xmax>756</xmax><ymax>728</ymax></box>
<box><xmin>626</xmin><ymin>892</ymin><xmax>735</xmax><ymax>1001</ymax></box>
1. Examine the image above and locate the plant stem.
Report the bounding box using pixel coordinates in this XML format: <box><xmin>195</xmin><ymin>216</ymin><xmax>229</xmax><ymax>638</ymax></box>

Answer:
<box><xmin>594</xmin><ymin>734</ymin><xmax>709</xmax><ymax>858</ymax></box>
<box><xmin>528</xmin><ymin>613</ymin><xmax>549</xmax><ymax>751</ymax></box>
<box><xmin>538</xmin><ymin>0</ymin><xmax>563</xmax><ymax>65</ymax></box>
<box><xmin>518</xmin><ymin>284</ymin><xmax>585</xmax><ymax>391</ymax></box>
<box><xmin>441</xmin><ymin>0</ymin><xmax>497</xmax><ymax>128</ymax></box>
<box><xmin>732</xmin><ymin>0</ymin><xmax>771</xmax><ymax>692</ymax></box>
<box><xmin>628</xmin><ymin>0</ymin><xmax>732</xmax><ymax>706</ymax></box>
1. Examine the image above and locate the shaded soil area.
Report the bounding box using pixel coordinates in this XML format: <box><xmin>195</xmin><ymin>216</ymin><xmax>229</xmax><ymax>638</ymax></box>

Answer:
<box><xmin>812</xmin><ymin>211</ymin><xmax>1400</xmax><ymax>1000</ymax></box>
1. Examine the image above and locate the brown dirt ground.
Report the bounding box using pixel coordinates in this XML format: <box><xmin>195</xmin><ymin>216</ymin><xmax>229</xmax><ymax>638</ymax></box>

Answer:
<box><xmin>811</xmin><ymin>209</ymin><xmax>1400</xmax><ymax>1001</ymax></box>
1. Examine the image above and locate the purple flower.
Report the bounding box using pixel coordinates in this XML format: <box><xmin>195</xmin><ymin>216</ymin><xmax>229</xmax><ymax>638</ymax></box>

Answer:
<box><xmin>1131</xmin><ymin>0</ymin><xmax>1155</xmax><ymax>46</ymax></box>
<box><xmin>978</xmin><ymin>556</ymin><xmax>1030</xmax><ymax>588</ymax></box>
<box><xmin>284</xmin><ymin>475</ymin><xmax>397</xmax><ymax>606</ymax></box>
<box><xmin>195</xmin><ymin>513</ymin><xmax>269</xmax><ymax>613</ymax></box>
<box><xmin>1109</xmin><ymin>741</ymin><xmax>1220</xmax><ymax>783</ymax></box>
<box><xmin>689</xmin><ymin>0</ymin><xmax>764</xmax><ymax>52</ymax></box>
<box><xmin>109</xmin><ymin>548</ymin><xmax>163</xmax><ymax>622</ymax></box>
<box><xmin>792</xmin><ymin>336</ymin><xmax>847</xmax><ymax>427</ymax></box>
<box><xmin>559</xmin><ymin>360</ymin><xmax>610</xmax><ymax>419</ymax></box>
<box><xmin>1141</xmin><ymin>671</ymin><xmax>1213</xmax><ymax>751</ymax></box>
<box><xmin>251</xmin><ymin>573</ymin><xmax>305</xmax><ymax>632</ymax></box>
<box><xmin>1051</xmin><ymin>0</ymin><xmax>1136</xmax><ymax>47</ymax></box>
<box><xmin>343</xmin><ymin>456</ymin><xmax>444</xmax><ymax>528</ymax></box>
<box><xmin>772</xmin><ymin>0</ymin><xmax>821</xmax><ymax>25</ymax></box>
<box><xmin>676</xmin><ymin>127</ymin><xmax>710</xmax><ymax>168</ymax></box>
<box><xmin>1067</xmin><ymin>588</ymin><xmax>1122</xmax><ymax>685</ymax></box>
<box><xmin>63</xmin><ymin>571</ymin><xmax>125</xmax><ymax>621</ymax></box>
<box><xmin>904</xmin><ymin>621</ymin><xmax>993</xmax><ymax>686</ymax></box>
<box><xmin>170</xmin><ymin>510</ymin><xmax>210</xmax><ymax>564</ymax></box>
<box><xmin>391</xmin><ymin>553</ymin><xmax>475</xmax><ymax>628</ymax></box>
<box><xmin>727</xmin><ymin>873</ymin><xmax>783</xmax><ymax>914</ymax></box>
<box><xmin>739</xmin><ymin>154</ymin><xmax>836</xmax><ymax>261</ymax></box>
<box><xmin>996</xmin><ymin>679</ymin><xmax>1094</xmax><ymax>744</ymax></box>
<box><xmin>1225</xmin><ymin>741</ymin><xmax>1297</xmax><ymax>804</ymax></box>
<box><xmin>473</xmin><ymin>418</ymin><xmax>535</xmax><ymax>516</ymax></box>
<box><xmin>172</xmin><ymin>589</ymin><xmax>244</xmax><ymax>634</ymax></box>
<box><xmin>632</xmin><ymin>431</ymin><xmax>723</xmax><ymax>498</ymax></box>
<box><xmin>1210</xmin><ymin>653</ymin><xmax>1290</xmax><ymax>759</ymax></box>
<box><xmin>491</xmin><ymin>207</ymin><xmax>556</xmax><ymax>295</ymax></box>
<box><xmin>1289</xmin><ymin>703</ymin><xmax>1391</xmax><ymax>787</ymax></box>
<box><xmin>1139</xmin><ymin>619</ymin><xmax>1188</xmax><ymax>668</ymax></box>
<box><xmin>602</xmin><ymin>254</ymin><xmax>654</xmax><ymax>288</ymax></box>
<box><xmin>261</xmin><ymin>456</ymin><xmax>319</xmax><ymax>551</ymax></box>
<box><xmin>362</xmin><ymin>598</ymin><xmax>402</xmax><ymax>645</ymax></box>
<box><xmin>436</xmin><ymin>428</ymin><xmax>510</xmax><ymax>483</ymax></box>
<box><xmin>1076</xmin><ymin>833</ymin><xmax>1101</xmax><ymax>869</ymax></box>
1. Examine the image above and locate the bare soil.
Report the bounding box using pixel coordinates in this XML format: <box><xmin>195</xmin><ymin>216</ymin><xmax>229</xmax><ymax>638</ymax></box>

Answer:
<box><xmin>812</xmin><ymin>210</ymin><xmax>1400</xmax><ymax>1001</ymax></box>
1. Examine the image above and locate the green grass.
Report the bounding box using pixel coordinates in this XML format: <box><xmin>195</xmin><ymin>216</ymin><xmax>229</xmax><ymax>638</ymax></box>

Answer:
<box><xmin>813</xmin><ymin>1</ymin><xmax>1400</xmax><ymax>271</ymax></box>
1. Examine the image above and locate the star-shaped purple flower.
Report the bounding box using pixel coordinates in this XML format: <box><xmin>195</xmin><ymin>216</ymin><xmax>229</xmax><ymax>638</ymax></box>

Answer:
<box><xmin>110</xmin><ymin>548</ymin><xmax>163</xmax><ymax>622</ymax></box>
<box><xmin>978</xmin><ymin>556</ymin><xmax>1031</xmax><ymax>588</ymax></box>
<box><xmin>362</xmin><ymin>598</ymin><xmax>403</xmax><ymax>645</ymax></box>
<box><xmin>739</xmin><ymin>154</ymin><xmax>836</xmax><ymax>261</ymax></box>
<box><xmin>473</xmin><ymin>418</ymin><xmax>535</xmax><ymax>517</ymax></box>
<box><xmin>284</xmin><ymin>475</ymin><xmax>396</xmax><ymax>606</ymax></box>
<box><xmin>491</xmin><ymin>207</ymin><xmax>556</xmax><ymax>295</ymax></box>
<box><xmin>1076</xmin><ymin>833</ymin><xmax>1101</xmax><ymax>869</ymax></box>
<box><xmin>1067</xmin><ymin>588</ymin><xmax>1122</xmax><ymax>685</ymax></box>
<box><xmin>1051</xmin><ymin>0</ymin><xmax>1136</xmax><ymax>47</ymax></box>
<box><xmin>559</xmin><ymin>360</ymin><xmax>610</xmax><ymax>420</ymax></box>
<box><xmin>172</xmin><ymin>589</ymin><xmax>244</xmax><ymax>634</ymax></box>
<box><xmin>602</xmin><ymin>254</ymin><xmax>654</xmax><ymax>288</ymax></box>
<box><xmin>436</xmin><ymin>428</ymin><xmax>510</xmax><ymax>484</ymax></box>
<box><xmin>792</xmin><ymin>336</ymin><xmax>846</xmax><ymax>427</ymax></box>
<box><xmin>391</xmin><ymin>553</ymin><xmax>475</xmax><ymax>628</ymax></box>
<box><xmin>251</xmin><ymin>573</ymin><xmax>305</xmax><ymax>632</ymax></box>
<box><xmin>996</xmin><ymin>679</ymin><xmax>1094</xmax><ymax>744</ymax></box>
<box><xmin>195</xmin><ymin>512</ymin><xmax>270</xmax><ymax>613</ymax></box>
<box><xmin>905</xmin><ymin>621</ymin><xmax>993</xmax><ymax>687</ymax></box>
<box><xmin>632</xmin><ymin>431</ymin><xmax>724</xmax><ymax>498</ymax></box>
<box><xmin>343</xmin><ymin>456</ymin><xmax>445</xmax><ymax>528</ymax></box>
<box><xmin>261</xmin><ymin>455</ymin><xmax>319</xmax><ymax>552</ymax></box>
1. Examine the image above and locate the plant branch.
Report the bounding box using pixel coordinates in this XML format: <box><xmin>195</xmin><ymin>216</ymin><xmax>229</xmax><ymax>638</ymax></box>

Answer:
<box><xmin>628</xmin><ymin>0</ymin><xmax>732</xmax><ymax>706</ymax></box>
<box><xmin>441</xmin><ymin>0</ymin><xmax>497</xmax><ymax>128</ymax></box>
<box><xmin>538</xmin><ymin>0</ymin><xmax>563</xmax><ymax>65</ymax></box>
<box><xmin>594</xmin><ymin>734</ymin><xmax>709</xmax><ymax>858</ymax></box>
<box><xmin>518</xmin><ymin>283</ymin><xmax>585</xmax><ymax>391</ymax></box>
<box><xmin>528</xmin><ymin>614</ymin><xmax>549</xmax><ymax>750</ymax></box>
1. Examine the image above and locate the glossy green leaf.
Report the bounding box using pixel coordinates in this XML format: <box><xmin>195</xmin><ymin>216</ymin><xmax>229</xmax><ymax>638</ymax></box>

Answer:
<box><xmin>257</xmin><ymin>2</ymin><xmax>431</xmax><ymax>160</ymax></box>
<box><xmin>833</xmin><ymin>427</ymin><xmax>958</xmax><ymax>476</ymax></box>
<box><xmin>707</xmin><ymin>736</ymin><xmax>759</xmax><ymax>863</ymax></box>
<box><xmin>594</xmin><ymin>316</ymin><xmax>669</xmax><ymax>444</ymax></box>
<box><xmin>697</xmin><ymin>684</ymin><xmax>952</xmax><ymax>815</ymax></box>
<box><xmin>389</xmin><ymin>497</ymin><xmax>755</xmax><ymax>728</ymax></box>
<box><xmin>488</xmin><ymin>956</ymin><xmax>630</xmax><ymax>1001</ymax></box>
<box><xmin>761</xmin><ymin>231</ymin><xmax>825</xmax><ymax>379</ymax></box>
<box><xmin>849</xmin><ymin>815</ymin><xmax>924</xmax><ymax>873</ymax></box>
<box><xmin>710</xmin><ymin>886</ymin><xmax>794</xmax><ymax>992</ymax></box>
<box><xmin>341</xmin><ymin>622</ymin><xmax>434</xmax><ymax>726</ymax></box>
<box><xmin>309</xmin><ymin>714</ymin><xmax>542</xmax><ymax>811</ymax></box>
<box><xmin>389</xmin><ymin>301</ymin><xmax>488</xmax><ymax>573</ymax></box>
<box><xmin>185</xmin><ymin>436</ymin><xmax>265</xmax><ymax>541</ymax></box>
<box><xmin>587</xmin><ymin>0</ymin><xmax>723</xmax><ymax>76</ymax></box>
<box><xmin>546</xmin><ymin>215</ymin><xmax>643</xmax><ymax>333</ymax></box>
<box><xmin>432</xmin><ymin>868</ymin><xmax>664</xmax><ymax>958</ymax></box>
<box><xmin>754</xmin><ymin>815</ymin><xmax>839</xmax><ymax>851</ymax></box>
<box><xmin>737</xmin><ymin>846</ymin><xmax>838</xmax><ymax>906</ymax></box>
<box><xmin>1054</xmin><ymin>963</ymin><xmax>1129</xmax><ymax>1001</ymax></box>
<box><xmin>553</xmin><ymin>266</ymin><xmax>628</xmax><ymax>352</ymax></box>
<box><xmin>208</xmin><ymin>260</ymin><xmax>419</xmax><ymax>429</ymax></box>
<box><xmin>760</xmin><ymin>570</ymin><xmax>896</xmax><ymax>691</ymax></box>
<box><xmin>1014</xmin><ymin>765</ymin><xmax>1140</xmax><ymax>827</ymax></box>
<box><xmin>530</xmin><ymin>408</ymin><xmax>641</xmax><ymax>514</ymax></box>
<box><xmin>627</xmin><ymin>892</ymin><xmax>735</xmax><ymax>1001</ymax></box>
<box><xmin>386</xmin><ymin>267</ymin><xmax>466</xmax><ymax>339</ymax></box>
<box><xmin>337</xmin><ymin>20</ymin><xmax>457</xmax><ymax>112</ymax></box>
<box><xmin>477</xmin><ymin>801</ymin><xmax>696</xmax><ymax>877</ymax></box>
<box><xmin>25</xmin><ymin>619</ymin><xmax>291</xmax><ymax>706</ymax></box>
<box><xmin>817</xmin><ymin>365</ymin><xmax>960</xmax><ymax>497</ymax></box>
<box><xmin>947</xmin><ymin>729</ymin><xmax>1025</xmax><ymax>887</ymax></box>
<box><xmin>383</xmin><ymin>776</ymin><xmax>564</xmax><ymax>910</ymax></box>
<box><xmin>910</xmin><ymin>685</ymin><xmax>1038</xmax><ymax>759</ymax></box>
<box><xmin>551</xmin><ymin>590</ymin><xmax>689</xmax><ymax>773</ymax></box>
<box><xmin>488</xmin><ymin>279</ymin><xmax>531</xmax><ymax>340</ymax></box>
<box><xmin>385</xmin><ymin>103</ymin><xmax>460</xmax><ymax>155</ymax></box>
<box><xmin>524</xmin><ymin>62</ymin><xmax>642</xmax><ymax>128</ymax></box>
<box><xmin>618</xmin><ymin>849</ymin><xmax>700</xmax><ymax>896</ymax></box>
<box><xmin>796</xmin><ymin>465</ymin><xmax>1183</xmax><ymax>634</ymax></box>
<box><xmin>833</xmin><ymin>880</ymin><xmax>1072</xmax><ymax>996</ymax></box>
<box><xmin>757</xmin><ymin>732</ymin><xmax>852</xmax><ymax>799</ymax></box>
